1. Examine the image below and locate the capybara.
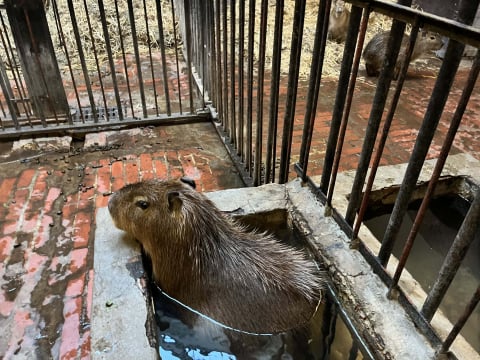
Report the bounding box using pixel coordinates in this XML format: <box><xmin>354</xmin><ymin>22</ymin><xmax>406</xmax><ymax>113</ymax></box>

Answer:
<box><xmin>328</xmin><ymin>0</ymin><xmax>350</xmax><ymax>43</ymax></box>
<box><xmin>362</xmin><ymin>30</ymin><xmax>443</xmax><ymax>78</ymax></box>
<box><xmin>108</xmin><ymin>177</ymin><xmax>323</xmax><ymax>334</ymax></box>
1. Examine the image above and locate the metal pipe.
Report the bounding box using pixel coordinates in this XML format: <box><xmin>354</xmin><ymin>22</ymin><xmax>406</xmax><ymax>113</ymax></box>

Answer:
<box><xmin>155</xmin><ymin>0</ymin><xmax>171</xmax><ymax>116</ymax></box>
<box><xmin>246</xmin><ymin>0</ymin><xmax>255</xmax><ymax>176</ymax></box>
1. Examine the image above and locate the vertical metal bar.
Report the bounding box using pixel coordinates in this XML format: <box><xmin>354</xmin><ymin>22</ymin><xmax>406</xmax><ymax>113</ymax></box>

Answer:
<box><xmin>84</xmin><ymin>0</ymin><xmax>108</xmax><ymax>121</ymax></box>
<box><xmin>278</xmin><ymin>0</ymin><xmax>306</xmax><ymax>184</ymax></box>
<box><xmin>114</xmin><ymin>0</ymin><xmax>134</xmax><ymax>118</ymax></box>
<box><xmin>127</xmin><ymin>0</ymin><xmax>147</xmax><ymax>118</ymax></box>
<box><xmin>253</xmin><ymin>0</ymin><xmax>269</xmax><ymax>186</ymax></box>
<box><xmin>388</xmin><ymin>50</ymin><xmax>480</xmax><ymax>296</ymax></box>
<box><xmin>0</xmin><ymin>64</ymin><xmax>20</xmax><ymax>129</ymax></box>
<box><xmin>265</xmin><ymin>0</ymin><xmax>284</xmax><ymax>183</ymax></box>
<box><xmin>421</xmin><ymin>185</ymin><xmax>480</xmax><ymax>321</ymax></box>
<box><xmin>222</xmin><ymin>0</ymin><xmax>229</xmax><ymax>133</ymax></box>
<box><xmin>439</xmin><ymin>286</ymin><xmax>480</xmax><ymax>354</ymax></box>
<box><xmin>51</xmin><ymin>0</ymin><xmax>82</xmax><ymax>124</ymax></box>
<box><xmin>377</xmin><ymin>40</ymin><xmax>467</xmax><ymax>266</ymax></box>
<box><xmin>170</xmin><ymin>0</ymin><xmax>183</xmax><ymax>114</ymax></box>
<box><xmin>377</xmin><ymin>0</ymin><xmax>480</xmax><ymax>266</ymax></box>
<box><xmin>67</xmin><ymin>0</ymin><xmax>97</xmax><ymax>121</ymax></box>
<box><xmin>238</xmin><ymin>0</ymin><xmax>245</xmax><ymax>159</ymax></box>
<box><xmin>155</xmin><ymin>0</ymin><xmax>171</xmax><ymax>116</ymax></box>
<box><xmin>229</xmin><ymin>0</ymin><xmax>236</xmax><ymax>148</ymax></box>
<box><xmin>319</xmin><ymin>5</ymin><xmax>362</xmax><ymax>194</ymax></box>
<box><xmin>325</xmin><ymin>7</ymin><xmax>370</xmax><ymax>209</ymax></box>
<box><xmin>352</xmin><ymin>20</ymin><xmax>421</xmax><ymax>240</ymax></box>
<box><xmin>320</xmin><ymin>297</ymin><xmax>338</xmax><ymax>359</ymax></box>
<box><xmin>214</xmin><ymin>0</ymin><xmax>223</xmax><ymax>124</ymax></box>
<box><xmin>98</xmin><ymin>0</ymin><xmax>123</xmax><ymax>120</ymax></box>
<box><xmin>344</xmin><ymin>14</ymin><xmax>411</xmax><ymax>225</ymax></box>
<box><xmin>143</xmin><ymin>0</ymin><xmax>159</xmax><ymax>116</ymax></box>
<box><xmin>246</xmin><ymin>0</ymin><xmax>255</xmax><ymax>176</ymax></box>
<box><xmin>298</xmin><ymin>0</ymin><xmax>332</xmax><ymax>181</ymax></box>
<box><xmin>183</xmin><ymin>0</ymin><xmax>195</xmax><ymax>113</ymax></box>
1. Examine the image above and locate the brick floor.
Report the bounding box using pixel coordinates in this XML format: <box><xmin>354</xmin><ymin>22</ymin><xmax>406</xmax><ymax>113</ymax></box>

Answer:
<box><xmin>0</xmin><ymin>123</ymin><xmax>243</xmax><ymax>359</ymax></box>
<box><xmin>0</xmin><ymin>63</ymin><xmax>479</xmax><ymax>358</ymax></box>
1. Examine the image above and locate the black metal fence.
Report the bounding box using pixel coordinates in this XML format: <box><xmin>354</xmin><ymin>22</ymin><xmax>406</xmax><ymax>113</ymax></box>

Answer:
<box><xmin>181</xmin><ymin>0</ymin><xmax>480</xmax><ymax>357</ymax></box>
<box><xmin>0</xmin><ymin>0</ymin><xmax>205</xmax><ymax>138</ymax></box>
<box><xmin>1</xmin><ymin>0</ymin><xmax>480</xmax><ymax>358</ymax></box>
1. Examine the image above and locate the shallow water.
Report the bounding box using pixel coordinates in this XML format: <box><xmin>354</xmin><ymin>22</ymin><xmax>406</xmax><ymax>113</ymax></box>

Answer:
<box><xmin>365</xmin><ymin>194</ymin><xmax>480</xmax><ymax>353</ymax></box>
<box><xmin>150</xmin><ymin>215</ymin><xmax>365</xmax><ymax>359</ymax></box>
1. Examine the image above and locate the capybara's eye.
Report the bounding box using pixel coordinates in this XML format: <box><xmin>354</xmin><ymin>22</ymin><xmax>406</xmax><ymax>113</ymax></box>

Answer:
<box><xmin>135</xmin><ymin>200</ymin><xmax>150</xmax><ymax>210</ymax></box>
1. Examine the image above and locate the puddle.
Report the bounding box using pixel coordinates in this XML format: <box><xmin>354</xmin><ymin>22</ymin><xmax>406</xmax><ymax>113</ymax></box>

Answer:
<box><xmin>364</xmin><ymin>194</ymin><xmax>480</xmax><ymax>353</ymax></box>
<box><xmin>149</xmin><ymin>211</ymin><xmax>367</xmax><ymax>359</ymax></box>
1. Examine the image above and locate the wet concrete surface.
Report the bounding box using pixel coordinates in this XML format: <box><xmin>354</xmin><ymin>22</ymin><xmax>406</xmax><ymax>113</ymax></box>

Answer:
<box><xmin>0</xmin><ymin>122</ymin><xmax>244</xmax><ymax>359</ymax></box>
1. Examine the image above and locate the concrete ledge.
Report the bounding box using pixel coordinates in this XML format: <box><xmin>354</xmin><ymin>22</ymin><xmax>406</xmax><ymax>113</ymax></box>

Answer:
<box><xmin>92</xmin><ymin>208</ymin><xmax>158</xmax><ymax>360</ymax></box>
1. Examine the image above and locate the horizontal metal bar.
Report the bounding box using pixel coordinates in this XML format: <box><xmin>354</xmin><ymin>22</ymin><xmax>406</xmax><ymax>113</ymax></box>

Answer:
<box><xmin>346</xmin><ymin>0</ymin><xmax>480</xmax><ymax>47</ymax></box>
<box><xmin>0</xmin><ymin>113</ymin><xmax>211</xmax><ymax>140</ymax></box>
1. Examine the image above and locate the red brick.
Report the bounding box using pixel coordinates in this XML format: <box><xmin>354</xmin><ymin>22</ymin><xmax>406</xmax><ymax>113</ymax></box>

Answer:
<box><xmin>0</xmin><ymin>178</ymin><xmax>16</xmax><ymax>203</ymax></box>
<box><xmin>59</xmin><ymin>297</ymin><xmax>82</xmax><ymax>360</ymax></box>
<box><xmin>65</xmin><ymin>272</ymin><xmax>86</xmax><ymax>297</ymax></box>
<box><xmin>73</xmin><ymin>212</ymin><xmax>91</xmax><ymax>248</ymax></box>
<box><xmin>44</xmin><ymin>188</ymin><xmax>61</xmax><ymax>213</ymax></box>
<box><xmin>125</xmin><ymin>160</ymin><xmax>139</xmax><ymax>184</ymax></box>
<box><xmin>17</xmin><ymin>169</ymin><xmax>36</xmax><ymax>188</ymax></box>
<box><xmin>0</xmin><ymin>235</ymin><xmax>14</xmax><ymax>263</ymax></box>
<box><xmin>95</xmin><ymin>159</ymin><xmax>111</xmax><ymax>194</ymax></box>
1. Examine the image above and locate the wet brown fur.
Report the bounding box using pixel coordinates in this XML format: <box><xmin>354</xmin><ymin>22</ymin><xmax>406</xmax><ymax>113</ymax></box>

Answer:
<box><xmin>108</xmin><ymin>179</ymin><xmax>323</xmax><ymax>334</ymax></box>
<box><xmin>362</xmin><ymin>30</ymin><xmax>443</xmax><ymax>78</ymax></box>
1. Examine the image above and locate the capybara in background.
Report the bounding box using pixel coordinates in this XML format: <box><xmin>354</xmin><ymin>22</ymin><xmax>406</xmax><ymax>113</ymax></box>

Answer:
<box><xmin>328</xmin><ymin>0</ymin><xmax>350</xmax><ymax>43</ymax></box>
<box><xmin>362</xmin><ymin>30</ymin><xmax>443</xmax><ymax>78</ymax></box>
<box><xmin>108</xmin><ymin>177</ymin><xmax>323</xmax><ymax>334</ymax></box>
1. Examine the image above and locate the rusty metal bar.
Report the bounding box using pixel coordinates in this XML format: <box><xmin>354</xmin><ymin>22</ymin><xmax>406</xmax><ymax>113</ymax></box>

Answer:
<box><xmin>229</xmin><ymin>0</ymin><xmax>236</xmax><ymax>148</ymax></box>
<box><xmin>265</xmin><ymin>0</ymin><xmax>284</xmax><ymax>183</ymax></box>
<box><xmin>439</xmin><ymin>286</ymin><xmax>480</xmax><ymax>354</ymax></box>
<box><xmin>183</xmin><ymin>0</ymin><xmax>194</xmax><ymax>114</ymax></box>
<box><xmin>114</xmin><ymin>0</ymin><xmax>134</xmax><ymax>118</ymax></box>
<box><xmin>245</xmin><ymin>0</ymin><xmax>255</xmax><ymax>176</ymax></box>
<box><xmin>214</xmin><ymin>0</ymin><xmax>223</xmax><ymax>126</ymax></box>
<box><xmin>94</xmin><ymin>0</ymin><xmax>113</xmax><ymax>121</ymax></box>
<box><xmin>52</xmin><ymin>0</ymin><xmax>83</xmax><ymax>124</ymax></box>
<box><xmin>352</xmin><ymin>19</ymin><xmax>421</xmax><ymax>241</ymax></box>
<box><xmin>319</xmin><ymin>4</ymin><xmax>363</xmax><ymax>194</ymax></box>
<box><xmin>344</xmin><ymin>2</ymin><xmax>412</xmax><ymax>225</ymax></box>
<box><xmin>298</xmin><ymin>0</ymin><xmax>331</xmax><ymax>182</ymax></box>
<box><xmin>127</xmin><ymin>0</ymin><xmax>147</xmax><ymax>118</ymax></box>
<box><xmin>278</xmin><ymin>0</ymin><xmax>306</xmax><ymax>184</ymax></box>
<box><xmin>155</xmin><ymin>0</ymin><xmax>171</xmax><ymax>116</ymax></box>
<box><xmin>221</xmin><ymin>0</ymin><xmax>228</xmax><ymax>132</ymax></box>
<box><xmin>143</xmin><ymin>0</ymin><xmax>159</xmax><ymax>116</ymax></box>
<box><xmin>325</xmin><ymin>6</ymin><xmax>370</xmax><ymax>208</ymax></box>
<box><xmin>67</xmin><ymin>0</ymin><xmax>97</xmax><ymax>122</ymax></box>
<box><xmin>421</xmin><ymin>185</ymin><xmax>480</xmax><ymax>321</ymax></box>
<box><xmin>238</xmin><ymin>0</ymin><xmax>245</xmax><ymax>160</ymax></box>
<box><xmin>388</xmin><ymin>50</ymin><xmax>480</xmax><ymax>296</ymax></box>
<box><xmin>253</xmin><ymin>0</ymin><xmax>269</xmax><ymax>186</ymax></box>
<box><xmin>170</xmin><ymin>0</ymin><xmax>183</xmax><ymax>114</ymax></box>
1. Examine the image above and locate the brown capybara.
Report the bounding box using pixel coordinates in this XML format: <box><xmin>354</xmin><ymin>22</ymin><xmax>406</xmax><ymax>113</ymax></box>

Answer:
<box><xmin>328</xmin><ymin>0</ymin><xmax>350</xmax><ymax>43</ymax></box>
<box><xmin>362</xmin><ymin>30</ymin><xmax>443</xmax><ymax>78</ymax></box>
<box><xmin>108</xmin><ymin>177</ymin><xmax>323</xmax><ymax>334</ymax></box>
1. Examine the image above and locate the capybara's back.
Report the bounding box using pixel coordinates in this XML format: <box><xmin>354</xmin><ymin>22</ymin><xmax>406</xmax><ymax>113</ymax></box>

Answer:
<box><xmin>108</xmin><ymin>178</ymin><xmax>324</xmax><ymax>334</ymax></box>
<box><xmin>362</xmin><ymin>30</ymin><xmax>442</xmax><ymax>77</ymax></box>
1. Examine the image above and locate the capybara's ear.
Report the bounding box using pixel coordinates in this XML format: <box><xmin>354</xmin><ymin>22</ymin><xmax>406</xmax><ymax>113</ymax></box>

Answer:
<box><xmin>167</xmin><ymin>191</ymin><xmax>183</xmax><ymax>212</ymax></box>
<box><xmin>180</xmin><ymin>177</ymin><xmax>196</xmax><ymax>189</ymax></box>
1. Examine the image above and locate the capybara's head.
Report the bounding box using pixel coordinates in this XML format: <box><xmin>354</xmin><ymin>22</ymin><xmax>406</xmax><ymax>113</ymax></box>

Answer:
<box><xmin>108</xmin><ymin>177</ymin><xmax>199</xmax><ymax>248</ymax></box>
